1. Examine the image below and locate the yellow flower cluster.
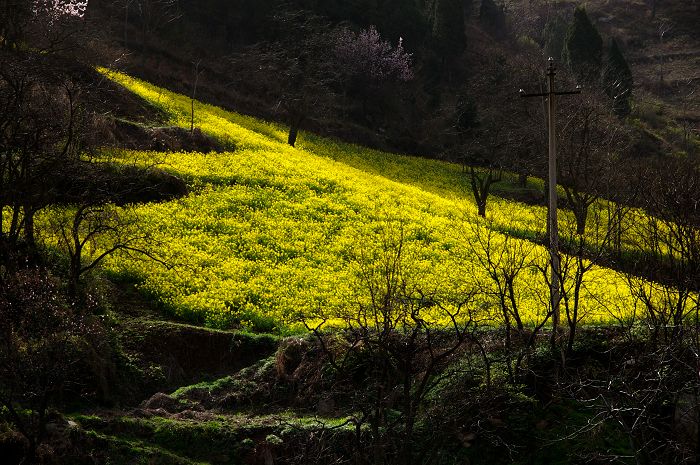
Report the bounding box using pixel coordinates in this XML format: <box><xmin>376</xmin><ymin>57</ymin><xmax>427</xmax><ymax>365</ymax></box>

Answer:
<box><xmin>91</xmin><ymin>69</ymin><xmax>640</xmax><ymax>332</ymax></box>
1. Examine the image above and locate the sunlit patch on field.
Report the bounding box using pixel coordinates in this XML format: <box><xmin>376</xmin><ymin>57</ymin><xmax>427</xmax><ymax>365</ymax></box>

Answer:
<box><xmin>89</xmin><ymin>69</ymin><xmax>641</xmax><ymax>332</ymax></box>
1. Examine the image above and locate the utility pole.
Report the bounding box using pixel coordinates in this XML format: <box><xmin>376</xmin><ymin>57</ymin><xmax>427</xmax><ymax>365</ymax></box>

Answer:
<box><xmin>520</xmin><ymin>57</ymin><xmax>580</xmax><ymax>335</ymax></box>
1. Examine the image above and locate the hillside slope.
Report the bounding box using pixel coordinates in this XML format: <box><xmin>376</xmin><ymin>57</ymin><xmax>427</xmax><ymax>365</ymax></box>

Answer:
<box><xmin>88</xmin><ymin>0</ymin><xmax>699</xmax><ymax>159</ymax></box>
<box><xmin>85</xmin><ymin>70</ymin><xmax>642</xmax><ymax>332</ymax></box>
<box><xmin>509</xmin><ymin>0</ymin><xmax>700</xmax><ymax>153</ymax></box>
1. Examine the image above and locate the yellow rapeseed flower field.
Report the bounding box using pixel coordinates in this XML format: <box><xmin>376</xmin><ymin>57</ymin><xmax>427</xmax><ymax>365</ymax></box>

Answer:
<box><xmin>89</xmin><ymin>68</ymin><xmax>639</xmax><ymax>332</ymax></box>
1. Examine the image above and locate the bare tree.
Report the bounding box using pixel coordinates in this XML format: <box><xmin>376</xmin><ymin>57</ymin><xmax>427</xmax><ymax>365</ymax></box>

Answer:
<box><xmin>48</xmin><ymin>201</ymin><xmax>170</xmax><ymax>297</ymax></box>
<box><xmin>467</xmin><ymin>218</ymin><xmax>551</xmax><ymax>380</ymax></box>
<box><xmin>455</xmin><ymin>91</ymin><xmax>509</xmax><ymax>218</ymax></box>
<box><xmin>626</xmin><ymin>157</ymin><xmax>700</xmax><ymax>345</ymax></box>
<box><xmin>299</xmin><ymin>221</ymin><xmax>482</xmax><ymax>465</ymax></box>
<box><xmin>134</xmin><ymin>0</ymin><xmax>181</xmax><ymax>53</ymax></box>
<box><xmin>0</xmin><ymin>268</ymin><xmax>106</xmax><ymax>464</ymax></box>
<box><xmin>190</xmin><ymin>58</ymin><xmax>203</xmax><ymax>133</ymax></box>
<box><xmin>558</xmin><ymin>92</ymin><xmax>629</xmax><ymax>236</ymax></box>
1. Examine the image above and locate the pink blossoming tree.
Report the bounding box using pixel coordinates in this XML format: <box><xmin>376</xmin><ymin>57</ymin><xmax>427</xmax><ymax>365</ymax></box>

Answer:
<box><xmin>1</xmin><ymin>0</ymin><xmax>87</xmax><ymax>47</ymax></box>
<box><xmin>335</xmin><ymin>25</ymin><xmax>413</xmax><ymax>84</ymax></box>
<box><xmin>334</xmin><ymin>25</ymin><xmax>414</xmax><ymax>130</ymax></box>
<box><xmin>34</xmin><ymin>0</ymin><xmax>88</xmax><ymax>20</ymax></box>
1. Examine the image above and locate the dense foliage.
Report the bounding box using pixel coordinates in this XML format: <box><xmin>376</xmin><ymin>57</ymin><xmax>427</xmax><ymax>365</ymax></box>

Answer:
<box><xmin>563</xmin><ymin>6</ymin><xmax>603</xmax><ymax>82</ymax></box>
<box><xmin>603</xmin><ymin>38</ymin><xmax>634</xmax><ymax>117</ymax></box>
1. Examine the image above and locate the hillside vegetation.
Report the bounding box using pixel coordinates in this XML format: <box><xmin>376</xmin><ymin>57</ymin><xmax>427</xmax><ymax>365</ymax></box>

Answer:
<box><xmin>87</xmin><ymin>69</ymin><xmax>642</xmax><ymax>332</ymax></box>
<box><xmin>4</xmin><ymin>2</ymin><xmax>700</xmax><ymax>464</ymax></box>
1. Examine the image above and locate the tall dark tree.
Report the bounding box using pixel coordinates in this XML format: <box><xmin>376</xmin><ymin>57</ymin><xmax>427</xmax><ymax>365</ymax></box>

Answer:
<box><xmin>479</xmin><ymin>0</ymin><xmax>506</xmax><ymax>36</ymax></box>
<box><xmin>376</xmin><ymin>0</ymin><xmax>427</xmax><ymax>49</ymax></box>
<box><xmin>0</xmin><ymin>52</ymin><xmax>88</xmax><ymax>258</ymax></box>
<box><xmin>542</xmin><ymin>14</ymin><xmax>568</xmax><ymax>61</ymax></box>
<box><xmin>227</xmin><ymin>12</ymin><xmax>338</xmax><ymax>148</ymax></box>
<box><xmin>0</xmin><ymin>0</ymin><xmax>32</xmax><ymax>48</ymax></box>
<box><xmin>562</xmin><ymin>6</ymin><xmax>603</xmax><ymax>83</ymax></box>
<box><xmin>602</xmin><ymin>38</ymin><xmax>633</xmax><ymax>117</ymax></box>
<box><xmin>430</xmin><ymin>0</ymin><xmax>465</xmax><ymax>60</ymax></box>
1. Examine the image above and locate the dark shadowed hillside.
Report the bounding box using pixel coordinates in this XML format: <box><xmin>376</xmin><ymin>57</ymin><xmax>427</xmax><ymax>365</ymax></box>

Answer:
<box><xmin>86</xmin><ymin>0</ymin><xmax>699</xmax><ymax>159</ymax></box>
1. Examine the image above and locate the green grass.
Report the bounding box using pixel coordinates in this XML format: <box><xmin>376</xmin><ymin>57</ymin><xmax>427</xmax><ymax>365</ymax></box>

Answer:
<box><xmin>75</xmin><ymin>410</ymin><xmax>358</xmax><ymax>465</ymax></box>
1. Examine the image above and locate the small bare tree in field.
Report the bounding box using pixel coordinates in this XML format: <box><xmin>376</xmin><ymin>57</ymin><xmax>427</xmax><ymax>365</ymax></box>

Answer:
<box><xmin>454</xmin><ymin>48</ymin><xmax>545</xmax><ymax>217</ymax></box>
<box><xmin>558</xmin><ymin>92</ymin><xmax>630</xmax><ymax>236</ymax></box>
<box><xmin>297</xmin><ymin>220</ymin><xmax>496</xmax><ymax>465</ymax></box>
<box><xmin>466</xmin><ymin>218</ymin><xmax>551</xmax><ymax>381</ymax></box>
<box><xmin>557</xmin><ymin>200</ymin><xmax>630</xmax><ymax>356</ymax></box>
<box><xmin>48</xmin><ymin>202</ymin><xmax>170</xmax><ymax>297</ymax></box>
<box><xmin>625</xmin><ymin>157</ymin><xmax>700</xmax><ymax>345</ymax></box>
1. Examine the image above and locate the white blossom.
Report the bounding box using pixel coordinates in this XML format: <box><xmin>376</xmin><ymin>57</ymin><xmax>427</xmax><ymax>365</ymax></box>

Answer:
<box><xmin>33</xmin><ymin>0</ymin><xmax>88</xmax><ymax>24</ymax></box>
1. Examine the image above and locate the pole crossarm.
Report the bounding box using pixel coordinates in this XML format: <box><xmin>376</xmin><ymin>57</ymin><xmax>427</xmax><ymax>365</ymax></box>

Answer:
<box><xmin>519</xmin><ymin>90</ymin><xmax>582</xmax><ymax>98</ymax></box>
<box><xmin>518</xmin><ymin>57</ymin><xmax>580</xmax><ymax>336</ymax></box>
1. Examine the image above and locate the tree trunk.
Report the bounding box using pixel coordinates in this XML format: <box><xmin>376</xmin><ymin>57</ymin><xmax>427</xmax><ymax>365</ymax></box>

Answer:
<box><xmin>288</xmin><ymin>114</ymin><xmax>304</xmax><ymax>147</ymax></box>
<box><xmin>575</xmin><ymin>206</ymin><xmax>587</xmax><ymax>235</ymax></box>
<box><xmin>470</xmin><ymin>167</ymin><xmax>495</xmax><ymax>218</ymax></box>
<box><xmin>567</xmin><ymin>318</ymin><xmax>576</xmax><ymax>356</ymax></box>
<box><xmin>68</xmin><ymin>254</ymin><xmax>81</xmax><ymax>298</ymax></box>
<box><xmin>287</xmin><ymin>123</ymin><xmax>299</xmax><ymax>147</ymax></box>
<box><xmin>23</xmin><ymin>207</ymin><xmax>35</xmax><ymax>247</ymax></box>
<box><xmin>402</xmin><ymin>372</ymin><xmax>414</xmax><ymax>465</ymax></box>
<box><xmin>518</xmin><ymin>172</ymin><xmax>527</xmax><ymax>188</ymax></box>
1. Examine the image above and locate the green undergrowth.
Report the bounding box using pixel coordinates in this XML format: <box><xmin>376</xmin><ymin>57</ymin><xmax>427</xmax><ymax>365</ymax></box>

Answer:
<box><xmin>110</xmin><ymin>317</ymin><xmax>279</xmax><ymax>404</ymax></box>
<box><xmin>169</xmin><ymin>357</ymin><xmax>273</xmax><ymax>400</ymax></box>
<box><xmin>74</xmin><ymin>411</ymin><xmax>356</xmax><ymax>465</ymax></box>
<box><xmin>456</xmin><ymin>400</ymin><xmax>633</xmax><ymax>465</ymax></box>
<box><xmin>86</xmin><ymin>430</ymin><xmax>207</xmax><ymax>465</ymax></box>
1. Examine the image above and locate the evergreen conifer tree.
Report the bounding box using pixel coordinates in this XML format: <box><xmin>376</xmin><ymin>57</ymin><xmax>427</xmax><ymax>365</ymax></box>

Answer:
<box><xmin>479</xmin><ymin>0</ymin><xmax>506</xmax><ymax>35</ymax></box>
<box><xmin>431</xmin><ymin>0</ymin><xmax>465</xmax><ymax>59</ymax></box>
<box><xmin>562</xmin><ymin>6</ymin><xmax>603</xmax><ymax>82</ymax></box>
<box><xmin>603</xmin><ymin>38</ymin><xmax>633</xmax><ymax>117</ymax></box>
<box><xmin>455</xmin><ymin>94</ymin><xmax>479</xmax><ymax>135</ymax></box>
